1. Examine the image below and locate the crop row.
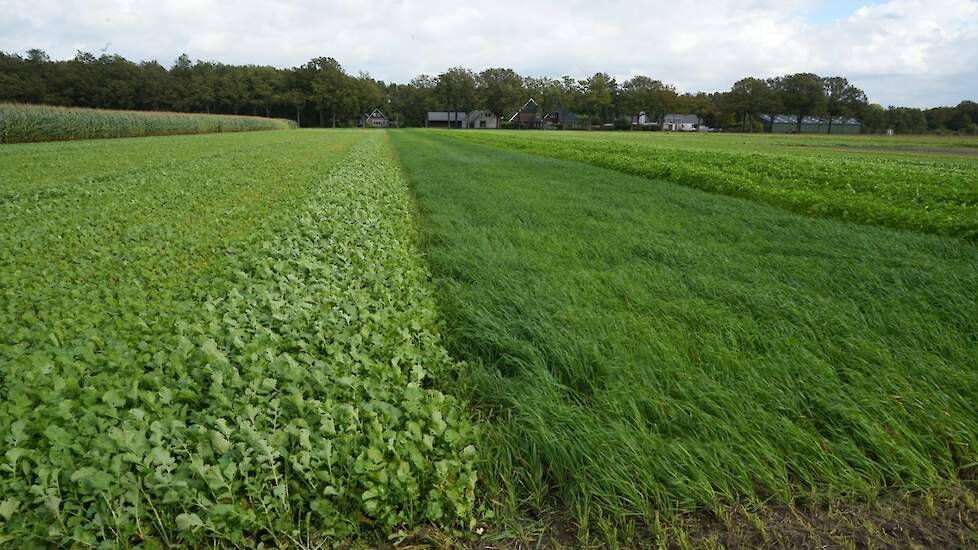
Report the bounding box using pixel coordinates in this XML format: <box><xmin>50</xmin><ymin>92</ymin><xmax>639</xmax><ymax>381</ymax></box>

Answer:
<box><xmin>0</xmin><ymin>102</ymin><xmax>295</xmax><ymax>143</ymax></box>
<box><xmin>0</xmin><ymin>133</ymin><xmax>476</xmax><ymax>546</ymax></box>
<box><xmin>444</xmin><ymin>131</ymin><xmax>978</xmax><ymax>241</ymax></box>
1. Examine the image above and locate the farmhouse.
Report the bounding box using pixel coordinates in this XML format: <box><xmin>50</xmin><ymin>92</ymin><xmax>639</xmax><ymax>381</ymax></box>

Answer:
<box><xmin>464</xmin><ymin>110</ymin><xmax>499</xmax><ymax>129</ymax></box>
<box><xmin>759</xmin><ymin>114</ymin><xmax>861</xmax><ymax>134</ymax></box>
<box><xmin>662</xmin><ymin>114</ymin><xmax>701</xmax><ymax>131</ymax></box>
<box><xmin>426</xmin><ymin>111</ymin><xmax>467</xmax><ymax>128</ymax></box>
<box><xmin>361</xmin><ymin>108</ymin><xmax>389</xmax><ymax>128</ymax></box>
<box><xmin>630</xmin><ymin>111</ymin><xmax>658</xmax><ymax>128</ymax></box>
<box><xmin>544</xmin><ymin>107</ymin><xmax>580</xmax><ymax>129</ymax></box>
<box><xmin>508</xmin><ymin>98</ymin><xmax>543</xmax><ymax>129</ymax></box>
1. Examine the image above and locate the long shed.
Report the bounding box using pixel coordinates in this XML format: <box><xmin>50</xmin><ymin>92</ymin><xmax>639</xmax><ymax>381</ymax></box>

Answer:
<box><xmin>760</xmin><ymin>114</ymin><xmax>861</xmax><ymax>134</ymax></box>
<box><xmin>426</xmin><ymin>112</ymin><xmax>467</xmax><ymax>128</ymax></box>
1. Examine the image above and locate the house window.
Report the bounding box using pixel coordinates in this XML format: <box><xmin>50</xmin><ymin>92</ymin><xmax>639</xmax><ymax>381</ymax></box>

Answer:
<box><xmin>480</xmin><ymin>120</ymin><xmax>486</xmax><ymax>128</ymax></box>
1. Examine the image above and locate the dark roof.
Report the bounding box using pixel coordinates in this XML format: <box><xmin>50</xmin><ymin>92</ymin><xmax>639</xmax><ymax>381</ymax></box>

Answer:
<box><xmin>364</xmin><ymin>108</ymin><xmax>387</xmax><ymax>120</ymax></box>
<box><xmin>664</xmin><ymin>114</ymin><xmax>701</xmax><ymax>124</ymax></box>
<box><xmin>545</xmin><ymin>107</ymin><xmax>578</xmax><ymax>124</ymax></box>
<box><xmin>427</xmin><ymin>111</ymin><xmax>467</xmax><ymax>121</ymax></box>
<box><xmin>759</xmin><ymin>114</ymin><xmax>860</xmax><ymax>125</ymax></box>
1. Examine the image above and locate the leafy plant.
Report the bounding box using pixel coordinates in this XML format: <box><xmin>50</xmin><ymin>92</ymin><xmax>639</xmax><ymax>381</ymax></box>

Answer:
<box><xmin>0</xmin><ymin>131</ymin><xmax>476</xmax><ymax>546</ymax></box>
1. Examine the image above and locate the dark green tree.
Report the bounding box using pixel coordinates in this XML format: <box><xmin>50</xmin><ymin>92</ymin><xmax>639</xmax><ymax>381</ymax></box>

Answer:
<box><xmin>772</xmin><ymin>73</ymin><xmax>826</xmax><ymax>132</ymax></box>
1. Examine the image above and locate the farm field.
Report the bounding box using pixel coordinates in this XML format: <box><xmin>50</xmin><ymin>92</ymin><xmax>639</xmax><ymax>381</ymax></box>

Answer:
<box><xmin>392</xmin><ymin>130</ymin><xmax>978</xmax><ymax>546</ymax></box>
<box><xmin>0</xmin><ymin>130</ymin><xmax>476</xmax><ymax>546</ymax></box>
<box><xmin>442</xmin><ymin>129</ymin><xmax>978</xmax><ymax>240</ymax></box>
<box><xmin>1</xmin><ymin>127</ymin><xmax>977</xmax><ymax>548</ymax></box>
<box><xmin>0</xmin><ymin>103</ymin><xmax>295</xmax><ymax>143</ymax></box>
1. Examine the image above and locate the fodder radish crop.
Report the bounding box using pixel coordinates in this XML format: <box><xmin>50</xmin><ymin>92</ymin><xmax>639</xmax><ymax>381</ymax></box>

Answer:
<box><xmin>0</xmin><ymin>131</ymin><xmax>476</xmax><ymax>546</ymax></box>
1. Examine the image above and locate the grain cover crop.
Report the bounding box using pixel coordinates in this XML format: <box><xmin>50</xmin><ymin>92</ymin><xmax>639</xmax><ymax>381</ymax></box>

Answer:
<box><xmin>0</xmin><ymin>102</ymin><xmax>295</xmax><ymax>143</ymax></box>
<box><xmin>0</xmin><ymin>132</ymin><xmax>476</xmax><ymax>546</ymax></box>
<box><xmin>444</xmin><ymin>130</ymin><xmax>978</xmax><ymax>240</ymax></box>
<box><xmin>393</xmin><ymin>131</ymin><xmax>978</xmax><ymax>539</ymax></box>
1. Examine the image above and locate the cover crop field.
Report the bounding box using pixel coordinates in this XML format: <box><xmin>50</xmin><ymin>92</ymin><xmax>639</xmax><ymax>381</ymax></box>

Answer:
<box><xmin>0</xmin><ymin>103</ymin><xmax>295</xmax><ymax>143</ymax></box>
<box><xmin>444</xmin><ymin>129</ymin><xmax>978</xmax><ymax>240</ymax></box>
<box><xmin>392</xmin><ymin>130</ymin><xmax>978</xmax><ymax>546</ymax></box>
<box><xmin>1</xmin><ymin>127</ymin><xmax>977</xmax><ymax>547</ymax></box>
<box><xmin>0</xmin><ymin>131</ymin><xmax>475</xmax><ymax>546</ymax></box>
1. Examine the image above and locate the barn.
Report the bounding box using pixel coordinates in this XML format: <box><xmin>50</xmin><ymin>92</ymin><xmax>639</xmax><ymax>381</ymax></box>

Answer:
<box><xmin>544</xmin><ymin>107</ymin><xmax>580</xmax><ymax>129</ymax></box>
<box><xmin>759</xmin><ymin>114</ymin><xmax>861</xmax><ymax>134</ymax></box>
<box><xmin>426</xmin><ymin>112</ymin><xmax>467</xmax><ymax>128</ymax></box>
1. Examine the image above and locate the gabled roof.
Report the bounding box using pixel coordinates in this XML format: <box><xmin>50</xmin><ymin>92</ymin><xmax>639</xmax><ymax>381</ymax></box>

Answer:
<box><xmin>364</xmin><ymin>108</ymin><xmax>387</xmax><ymax>120</ymax></box>
<box><xmin>508</xmin><ymin>98</ymin><xmax>540</xmax><ymax>123</ymax></box>
<box><xmin>465</xmin><ymin>110</ymin><xmax>496</xmax><ymax>122</ymax></box>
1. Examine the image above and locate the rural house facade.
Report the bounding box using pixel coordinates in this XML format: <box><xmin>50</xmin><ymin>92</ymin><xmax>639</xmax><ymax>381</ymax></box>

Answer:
<box><xmin>361</xmin><ymin>108</ymin><xmax>389</xmax><ymax>128</ymax></box>
<box><xmin>464</xmin><ymin>110</ymin><xmax>499</xmax><ymax>129</ymax></box>
<box><xmin>508</xmin><ymin>98</ymin><xmax>543</xmax><ymax>129</ymax></box>
<box><xmin>662</xmin><ymin>114</ymin><xmax>701</xmax><ymax>131</ymax></box>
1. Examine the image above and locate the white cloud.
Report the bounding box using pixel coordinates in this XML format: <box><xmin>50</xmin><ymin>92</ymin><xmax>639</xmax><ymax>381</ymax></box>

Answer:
<box><xmin>0</xmin><ymin>0</ymin><xmax>975</xmax><ymax>106</ymax></box>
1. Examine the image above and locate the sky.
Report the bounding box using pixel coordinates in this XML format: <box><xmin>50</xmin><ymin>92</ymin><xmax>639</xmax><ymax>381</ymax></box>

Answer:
<box><xmin>1</xmin><ymin>0</ymin><xmax>976</xmax><ymax>107</ymax></box>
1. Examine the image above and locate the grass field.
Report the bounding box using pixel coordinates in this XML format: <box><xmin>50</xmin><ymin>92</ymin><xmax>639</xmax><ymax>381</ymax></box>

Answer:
<box><xmin>442</xmin><ymin>129</ymin><xmax>978</xmax><ymax>240</ymax></box>
<box><xmin>2</xmin><ymin>127</ymin><xmax>977</xmax><ymax>547</ymax></box>
<box><xmin>392</xmin><ymin>130</ymin><xmax>978</xmax><ymax>545</ymax></box>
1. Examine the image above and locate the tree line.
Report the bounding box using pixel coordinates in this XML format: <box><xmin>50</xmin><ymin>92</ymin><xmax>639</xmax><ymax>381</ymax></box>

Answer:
<box><xmin>2</xmin><ymin>49</ymin><xmax>976</xmax><ymax>134</ymax></box>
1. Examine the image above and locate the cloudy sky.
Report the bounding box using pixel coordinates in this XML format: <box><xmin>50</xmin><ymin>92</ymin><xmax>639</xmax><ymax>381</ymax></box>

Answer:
<box><xmin>2</xmin><ymin>0</ymin><xmax>976</xmax><ymax>107</ymax></box>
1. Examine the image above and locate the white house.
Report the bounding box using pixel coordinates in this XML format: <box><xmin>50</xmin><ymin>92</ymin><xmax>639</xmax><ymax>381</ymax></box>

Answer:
<box><xmin>464</xmin><ymin>110</ymin><xmax>499</xmax><ymax>129</ymax></box>
<box><xmin>662</xmin><ymin>114</ymin><xmax>701</xmax><ymax>131</ymax></box>
<box><xmin>631</xmin><ymin>111</ymin><xmax>658</xmax><ymax>127</ymax></box>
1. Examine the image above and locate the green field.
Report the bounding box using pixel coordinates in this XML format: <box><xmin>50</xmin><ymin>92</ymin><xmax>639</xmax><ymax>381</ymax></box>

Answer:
<box><xmin>2</xmin><ymin>128</ymin><xmax>977</xmax><ymax>547</ymax></box>
<box><xmin>391</xmin><ymin>130</ymin><xmax>978</xmax><ymax>543</ymax></box>
<box><xmin>0</xmin><ymin>103</ymin><xmax>294</xmax><ymax>143</ymax></box>
<box><xmin>443</xmin><ymin>129</ymin><xmax>978</xmax><ymax>240</ymax></box>
<box><xmin>0</xmin><ymin>130</ymin><xmax>475</xmax><ymax>546</ymax></box>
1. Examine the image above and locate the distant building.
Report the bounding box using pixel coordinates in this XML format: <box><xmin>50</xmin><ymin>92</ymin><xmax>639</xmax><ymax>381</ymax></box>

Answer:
<box><xmin>361</xmin><ymin>108</ymin><xmax>389</xmax><ymax>128</ymax></box>
<box><xmin>759</xmin><ymin>114</ymin><xmax>861</xmax><ymax>134</ymax></box>
<box><xmin>464</xmin><ymin>110</ymin><xmax>499</xmax><ymax>129</ymax></box>
<box><xmin>662</xmin><ymin>114</ymin><xmax>701</xmax><ymax>131</ymax></box>
<box><xmin>544</xmin><ymin>107</ymin><xmax>580</xmax><ymax>129</ymax></box>
<box><xmin>508</xmin><ymin>98</ymin><xmax>542</xmax><ymax>129</ymax></box>
<box><xmin>426</xmin><ymin>112</ymin><xmax>467</xmax><ymax>128</ymax></box>
<box><xmin>630</xmin><ymin>111</ymin><xmax>658</xmax><ymax>128</ymax></box>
